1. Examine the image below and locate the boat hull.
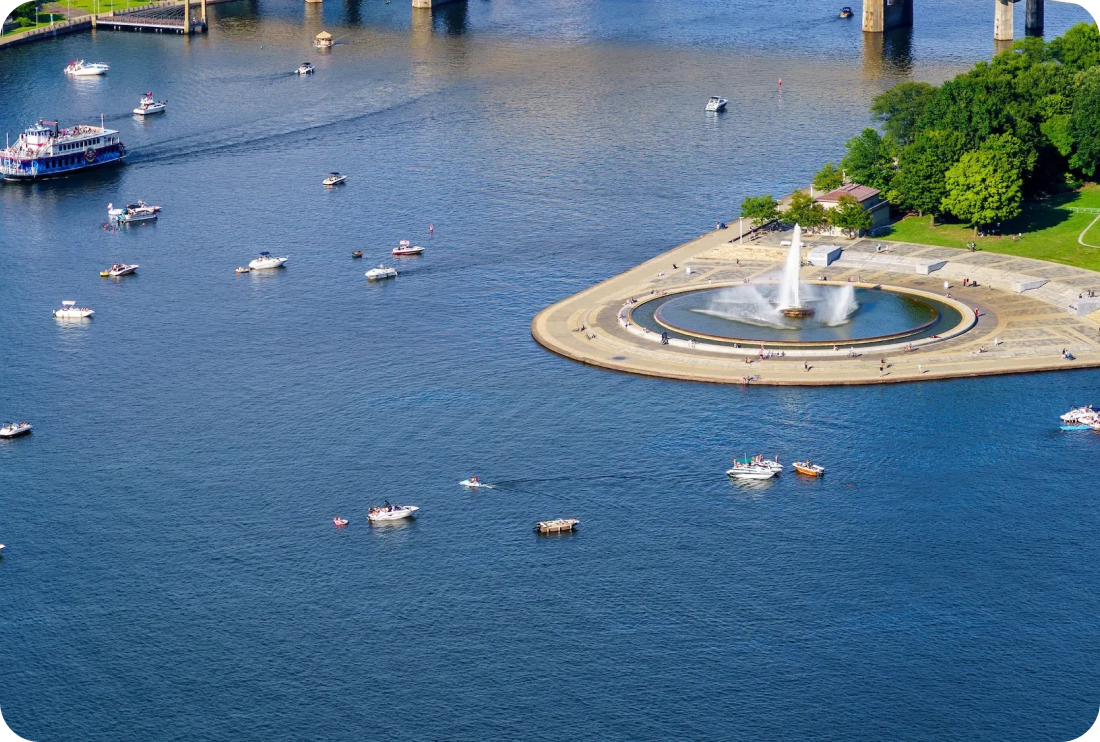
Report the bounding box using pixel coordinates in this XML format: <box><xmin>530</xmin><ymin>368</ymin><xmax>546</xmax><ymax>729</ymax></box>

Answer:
<box><xmin>368</xmin><ymin>506</ymin><xmax>419</xmax><ymax>522</ymax></box>
<box><xmin>726</xmin><ymin>469</ymin><xmax>777</xmax><ymax>480</ymax></box>
<box><xmin>249</xmin><ymin>257</ymin><xmax>288</xmax><ymax>270</ymax></box>
<box><xmin>0</xmin><ymin>427</ymin><xmax>32</xmax><ymax>438</ymax></box>
<box><xmin>134</xmin><ymin>106</ymin><xmax>166</xmax><ymax>116</ymax></box>
<box><xmin>1</xmin><ymin>154</ymin><xmax>124</xmax><ymax>182</ymax></box>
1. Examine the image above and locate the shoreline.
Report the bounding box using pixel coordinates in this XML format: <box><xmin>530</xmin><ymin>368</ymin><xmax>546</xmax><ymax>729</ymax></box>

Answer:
<box><xmin>532</xmin><ymin>226</ymin><xmax>1100</xmax><ymax>386</ymax></box>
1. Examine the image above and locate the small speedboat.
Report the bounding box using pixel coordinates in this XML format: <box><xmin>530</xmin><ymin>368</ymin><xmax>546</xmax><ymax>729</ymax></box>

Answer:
<box><xmin>366</xmin><ymin>265</ymin><xmax>397</xmax><ymax>281</ymax></box>
<box><xmin>793</xmin><ymin>461</ymin><xmax>825</xmax><ymax>477</ymax></box>
<box><xmin>249</xmin><ymin>252</ymin><xmax>288</xmax><ymax>270</ymax></box>
<box><xmin>351</xmin><ymin>250</ymin><xmax>363</xmax><ymax>259</ymax></box>
<box><xmin>100</xmin><ymin>263</ymin><xmax>138</xmax><ymax>277</ymax></box>
<box><xmin>0</xmin><ymin>422</ymin><xmax>32</xmax><ymax>438</ymax></box>
<box><xmin>323</xmin><ymin>172</ymin><xmax>346</xmax><ymax>186</ymax></box>
<box><xmin>333</xmin><ymin>516</ymin><xmax>348</xmax><ymax>527</ymax></box>
<box><xmin>705</xmin><ymin>96</ymin><xmax>728</xmax><ymax>112</ymax></box>
<box><xmin>235</xmin><ymin>266</ymin><xmax>250</xmax><ymax>274</ymax></box>
<box><xmin>295</xmin><ymin>62</ymin><xmax>315</xmax><ymax>75</ymax></box>
<box><xmin>839</xmin><ymin>6</ymin><xmax>853</xmax><ymax>18</ymax></box>
<box><xmin>368</xmin><ymin>502</ymin><xmax>419</xmax><ymax>522</ymax></box>
<box><xmin>726</xmin><ymin>463</ymin><xmax>777</xmax><ymax>480</ymax></box>
<box><xmin>392</xmin><ymin>240</ymin><xmax>424</xmax><ymax>256</ymax></box>
<box><xmin>1061</xmin><ymin>423</ymin><xmax>1094</xmax><ymax>431</ymax></box>
<box><xmin>133</xmin><ymin>92</ymin><xmax>167</xmax><ymax>116</ymax></box>
<box><xmin>53</xmin><ymin>301</ymin><xmax>94</xmax><ymax>319</ymax></box>
<box><xmin>108</xmin><ymin>200</ymin><xmax>162</xmax><ymax>223</ymax></box>
<box><xmin>64</xmin><ymin>60</ymin><xmax>109</xmax><ymax>76</ymax></box>
<box><xmin>459</xmin><ymin>477</ymin><xmax>493</xmax><ymax>489</ymax></box>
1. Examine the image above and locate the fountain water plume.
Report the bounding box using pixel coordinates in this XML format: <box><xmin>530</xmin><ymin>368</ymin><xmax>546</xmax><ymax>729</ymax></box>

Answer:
<box><xmin>777</xmin><ymin>224</ymin><xmax>814</xmax><ymax>316</ymax></box>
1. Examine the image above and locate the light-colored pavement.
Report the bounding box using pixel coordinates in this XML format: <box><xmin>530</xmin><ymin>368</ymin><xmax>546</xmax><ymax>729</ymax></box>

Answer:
<box><xmin>532</xmin><ymin>227</ymin><xmax>1100</xmax><ymax>386</ymax></box>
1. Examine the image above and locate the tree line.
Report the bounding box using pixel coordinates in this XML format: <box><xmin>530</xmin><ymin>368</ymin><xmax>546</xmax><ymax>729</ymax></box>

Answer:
<box><xmin>742</xmin><ymin>23</ymin><xmax>1100</xmax><ymax>235</ymax></box>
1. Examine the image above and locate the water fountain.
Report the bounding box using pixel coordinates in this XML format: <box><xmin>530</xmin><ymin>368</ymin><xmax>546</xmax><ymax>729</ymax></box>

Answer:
<box><xmin>777</xmin><ymin>225</ymin><xmax>813</xmax><ymax>317</ymax></box>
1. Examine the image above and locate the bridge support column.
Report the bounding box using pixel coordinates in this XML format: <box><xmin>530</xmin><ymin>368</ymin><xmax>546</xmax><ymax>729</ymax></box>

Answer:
<box><xmin>1025</xmin><ymin>0</ymin><xmax>1043</xmax><ymax>34</ymax></box>
<box><xmin>183</xmin><ymin>0</ymin><xmax>189</xmax><ymax>33</ymax></box>
<box><xmin>995</xmin><ymin>0</ymin><xmax>1014</xmax><ymax>41</ymax></box>
<box><xmin>862</xmin><ymin>0</ymin><xmax>913</xmax><ymax>33</ymax></box>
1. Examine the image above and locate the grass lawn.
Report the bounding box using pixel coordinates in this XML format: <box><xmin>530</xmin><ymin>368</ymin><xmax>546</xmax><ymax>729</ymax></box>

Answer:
<box><xmin>2</xmin><ymin>14</ymin><xmax>66</xmax><ymax>34</ymax></box>
<box><xmin>62</xmin><ymin>0</ymin><xmax>155</xmax><ymax>15</ymax></box>
<box><xmin>881</xmin><ymin>185</ymin><xmax>1100</xmax><ymax>273</ymax></box>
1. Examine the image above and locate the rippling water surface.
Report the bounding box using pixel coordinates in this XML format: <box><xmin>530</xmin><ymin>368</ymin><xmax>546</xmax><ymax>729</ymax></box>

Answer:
<box><xmin>2</xmin><ymin>1</ymin><xmax>1100</xmax><ymax>739</ymax></box>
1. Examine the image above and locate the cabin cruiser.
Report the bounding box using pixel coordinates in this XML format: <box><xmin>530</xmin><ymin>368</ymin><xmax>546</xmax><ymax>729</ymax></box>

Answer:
<box><xmin>705</xmin><ymin>96</ymin><xmax>728</xmax><ymax>112</ymax></box>
<box><xmin>53</xmin><ymin>300</ymin><xmax>94</xmax><ymax>319</ymax></box>
<box><xmin>322</xmin><ymin>172</ymin><xmax>346</xmax><ymax>186</ymax></box>
<box><xmin>0</xmin><ymin>421</ymin><xmax>32</xmax><ymax>438</ymax></box>
<box><xmin>248</xmin><ymin>252</ymin><xmax>288</xmax><ymax>270</ymax></box>
<box><xmin>839</xmin><ymin>6</ymin><xmax>853</xmax><ymax>18</ymax></box>
<box><xmin>108</xmin><ymin>200</ymin><xmax>161</xmax><ymax>223</ymax></box>
<box><xmin>793</xmin><ymin>461</ymin><xmax>825</xmax><ymax>477</ymax></box>
<box><xmin>735</xmin><ymin>455</ymin><xmax>783</xmax><ymax>472</ymax></box>
<box><xmin>392</xmin><ymin>240</ymin><xmax>424</xmax><ymax>256</ymax></box>
<box><xmin>100</xmin><ymin>263</ymin><xmax>138</xmax><ymax>277</ymax></box>
<box><xmin>726</xmin><ymin>462</ymin><xmax>778</xmax><ymax>480</ymax></box>
<box><xmin>1061</xmin><ymin>405</ymin><xmax>1099</xmax><ymax>429</ymax></box>
<box><xmin>459</xmin><ymin>477</ymin><xmax>492</xmax><ymax>489</ymax></box>
<box><xmin>366</xmin><ymin>265</ymin><xmax>397</xmax><ymax>280</ymax></box>
<box><xmin>64</xmin><ymin>60</ymin><xmax>109</xmax><ymax>76</ymax></box>
<box><xmin>295</xmin><ymin>62</ymin><xmax>315</xmax><ymax>75</ymax></box>
<box><xmin>133</xmin><ymin>92</ymin><xmax>166</xmax><ymax>116</ymax></box>
<box><xmin>368</xmin><ymin>502</ymin><xmax>419</xmax><ymax>522</ymax></box>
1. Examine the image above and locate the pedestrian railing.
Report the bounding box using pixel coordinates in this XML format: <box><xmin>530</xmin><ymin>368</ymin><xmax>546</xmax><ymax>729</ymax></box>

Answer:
<box><xmin>1068</xmin><ymin>207</ymin><xmax>1100</xmax><ymax>214</ymax></box>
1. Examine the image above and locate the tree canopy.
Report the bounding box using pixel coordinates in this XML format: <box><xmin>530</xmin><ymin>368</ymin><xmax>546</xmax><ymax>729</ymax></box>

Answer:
<box><xmin>813</xmin><ymin>163</ymin><xmax>844</xmax><ymax>192</ymax></box>
<box><xmin>941</xmin><ymin>150</ymin><xmax>1023</xmax><ymax>232</ymax></box>
<box><xmin>841</xmin><ymin>129</ymin><xmax>894</xmax><ymax>193</ymax></box>
<box><xmin>827</xmin><ymin>195</ymin><xmax>873</xmax><ymax>238</ymax></box>
<box><xmin>739</xmin><ymin>194</ymin><xmax>779</xmax><ymax>225</ymax></box>
<box><xmin>891</xmin><ymin>130</ymin><xmax>967</xmax><ymax>222</ymax></box>
<box><xmin>870</xmin><ymin>82</ymin><xmax>937</xmax><ymax>146</ymax></box>
<box><xmin>785</xmin><ymin>191</ymin><xmax>827</xmax><ymax>229</ymax></box>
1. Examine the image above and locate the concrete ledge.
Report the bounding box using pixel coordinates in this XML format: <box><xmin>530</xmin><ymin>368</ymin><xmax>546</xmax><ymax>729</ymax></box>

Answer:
<box><xmin>1012</xmin><ymin>278</ymin><xmax>1048</xmax><ymax>293</ymax></box>
<box><xmin>807</xmin><ymin>245</ymin><xmax>842</xmax><ymax>267</ymax></box>
<box><xmin>916</xmin><ymin>260</ymin><xmax>947</xmax><ymax>275</ymax></box>
<box><xmin>1070</xmin><ymin>298</ymin><xmax>1100</xmax><ymax>317</ymax></box>
<box><xmin>832</xmin><ymin>253</ymin><xmax>946</xmax><ymax>275</ymax></box>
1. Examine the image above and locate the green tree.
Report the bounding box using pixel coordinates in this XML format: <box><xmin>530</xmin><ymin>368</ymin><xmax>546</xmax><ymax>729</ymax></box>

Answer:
<box><xmin>840</xmin><ymin>128</ymin><xmax>895</xmax><ymax>192</ymax></box>
<box><xmin>739</xmin><ymin>194</ymin><xmax>779</xmax><ymax>226</ymax></box>
<box><xmin>812</xmin><ymin>163</ymin><xmax>844</xmax><ymax>192</ymax></box>
<box><xmin>892</xmin><ymin>130</ymin><xmax>967</xmax><ymax>225</ymax></box>
<box><xmin>871</xmin><ymin>82</ymin><xmax>938</xmax><ymax>146</ymax></box>
<box><xmin>1049</xmin><ymin>22</ymin><xmax>1100</xmax><ymax>73</ymax></box>
<box><xmin>827</xmin><ymin>195</ymin><xmax>873</xmax><ymax>238</ymax></box>
<box><xmin>784</xmin><ymin>190</ymin><xmax>827</xmax><ymax>230</ymax></box>
<box><xmin>1070</xmin><ymin>68</ymin><xmax>1100</xmax><ymax>177</ymax></box>
<box><xmin>941</xmin><ymin>150</ymin><xmax>1023</xmax><ymax>235</ymax></box>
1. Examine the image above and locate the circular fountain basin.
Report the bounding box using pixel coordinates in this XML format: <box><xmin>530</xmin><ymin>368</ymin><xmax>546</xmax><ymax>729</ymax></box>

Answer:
<box><xmin>637</xmin><ymin>284</ymin><xmax>962</xmax><ymax>348</ymax></box>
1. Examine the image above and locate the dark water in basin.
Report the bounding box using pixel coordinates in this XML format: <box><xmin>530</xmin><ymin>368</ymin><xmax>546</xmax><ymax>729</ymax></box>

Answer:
<box><xmin>2</xmin><ymin>2</ymin><xmax>1100</xmax><ymax>740</ymax></box>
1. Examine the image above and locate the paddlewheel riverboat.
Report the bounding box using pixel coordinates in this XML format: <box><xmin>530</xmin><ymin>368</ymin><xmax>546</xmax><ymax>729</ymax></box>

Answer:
<box><xmin>1</xmin><ymin>119</ymin><xmax>126</xmax><ymax>181</ymax></box>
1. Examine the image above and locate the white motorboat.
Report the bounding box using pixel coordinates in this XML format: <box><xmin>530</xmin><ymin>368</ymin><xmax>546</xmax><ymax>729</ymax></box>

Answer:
<box><xmin>295</xmin><ymin>62</ymin><xmax>315</xmax><ymax>75</ymax></box>
<box><xmin>735</xmin><ymin>455</ymin><xmax>783</xmax><ymax>472</ymax></box>
<box><xmin>705</xmin><ymin>96</ymin><xmax>728</xmax><ymax>112</ymax></box>
<box><xmin>64</xmin><ymin>60</ymin><xmax>109</xmax><ymax>76</ymax></box>
<box><xmin>0</xmin><ymin>421</ymin><xmax>32</xmax><ymax>438</ymax></box>
<box><xmin>725</xmin><ymin>463</ymin><xmax>777</xmax><ymax>480</ymax></box>
<box><xmin>459</xmin><ymin>477</ymin><xmax>493</xmax><ymax>489</ymax></box>
<box><xmin>248</xmin><ymin>252</ymin><xmax>288</xmax><ymax>270</ymax></box>
<box><xmin>392</xmin><ymin>240</ymin><xmax>424</xmax><ymax>256</ymax></box>
<box><xmin>100</xmin><ymin>263</ymin><xmax>138</xmax><ymax>277</ymax></box>
<box><xmin>1061</xmin><ymin>405</ymin><xmax>1097</xmax><ymax>423</ymax></box>
<box><xmin>322</xmin><ymin>172</ymin><xmax>346</xmax><ymax>186</ymax></box>
<box><xmin>53</xmin><ymin>300</ymin><xmax>94</xmax><ymax>319</ymax></box>
<box><xmin>366</xmin><ymin>265</ymin><xmax>398</xmax><ymax>280</ymax></box>
<box><xmin>368</xmin><ymin>502</ymin><xmax>419</xmax><ymax>522</ymax></box>
<box><xmin>108</xmin><ymin>200</ymin><xmax>162</xmax><ymax>223</ymax></box>
<box><xmin>133</xmin><ymin>92</ymin><xmax>167</xmax><ymax>116</ymax></box>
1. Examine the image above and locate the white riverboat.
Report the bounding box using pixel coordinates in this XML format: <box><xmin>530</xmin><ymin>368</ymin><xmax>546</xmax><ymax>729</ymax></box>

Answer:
<box><xmin>705</xmin><ymin>96</ymin><xmax>728</xmax><ymax>112</ymax></box>
<box><xmin>100</xmin><ymin>263</ymin><xmax>138</xmax><ymax>277</ymax></box>
<box><xmin>0</xmin><ymin>421</ymin><xmax>32</xmax><ymax>438</ymax></box>
<box><xmin>1</xmin><ymin>119</ymin><xmax>125</xmax><ymax>181</ymax></box>
<box><xmin>725</xmin><ymin>462</ymin><xmax>778</xmax><ymax>480</ymax></box>
<box><xmin>133</xmin><ymin>92</ymin><xmax>167</xmax><ymax>116</ymax></box>
<box><xmin>248</xmin><ymin>252</ymin><xmax>288</xmax><ymax>270</ymax></box>
<box><xmin>366</xmin><ymin>265</ymin><xmax>397</xmax><ymax>280</ymax></box>
<box><xmin>53</xmin><ymin>300</ymin><xmax>94</xmax><ymax>319</ymax></box>
<box><xmin>64</xmin><ymin>60</ymin><xmax>109</xmax><ymax>76</ymax></box>
<box><xmin>392</xmin><ymin>240</ymin><xmax>424</xmax><ymax>256</ymax></box>
<box><xmin>368</xmin><ymin>502</ymin><xmax>419</xmax><ymax>522</ymax></box>
<box><xmin>108</xmin><ymin>200</ymin><xmax>161</xmax><ymax>223</ymax></box>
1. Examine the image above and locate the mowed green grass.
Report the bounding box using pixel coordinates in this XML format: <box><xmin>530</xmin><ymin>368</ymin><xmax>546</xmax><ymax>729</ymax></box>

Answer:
<box><xmin>883</xmin><ymin>185</ymin><xmax>1100</xmax><ymax>272</ymax></box>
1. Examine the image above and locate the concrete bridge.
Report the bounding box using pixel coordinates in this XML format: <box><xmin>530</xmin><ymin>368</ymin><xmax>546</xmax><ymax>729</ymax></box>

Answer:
<box><xmin>862</xmin><ymin>0</ymin><xmax>1045</xmax><ymax>39</ymax></box>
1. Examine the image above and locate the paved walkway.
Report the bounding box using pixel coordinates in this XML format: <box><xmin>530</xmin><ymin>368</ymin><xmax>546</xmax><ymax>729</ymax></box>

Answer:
<box><xmin>532</xmin><ymin>227</ymin><xmax>1100</xmax><ymax>386</ymax></box>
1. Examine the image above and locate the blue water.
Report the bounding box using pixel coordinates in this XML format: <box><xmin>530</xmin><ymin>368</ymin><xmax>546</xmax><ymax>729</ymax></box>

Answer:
<box><xmin>2</xmin><ymin>1</ymin><xmax>1100</xmax><ymax>739</ymax></box>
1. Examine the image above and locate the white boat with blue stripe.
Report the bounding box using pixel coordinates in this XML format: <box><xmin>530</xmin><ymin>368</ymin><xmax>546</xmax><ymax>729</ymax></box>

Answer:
<box><xmin>1</xmin><ymin>119</ymin><xmax>126</xmax><ymax>181</ymax></box>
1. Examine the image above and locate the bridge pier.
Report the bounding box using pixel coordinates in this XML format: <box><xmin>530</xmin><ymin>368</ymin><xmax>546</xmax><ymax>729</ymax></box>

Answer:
<box><xmin>862</xmin><ymin>0</ymin><xmax>913</xmax><ymax>33</ymax></box>
<box><xmin>412</xmin><ymin>0</ymin><xmax>462</xmax><ymax>7</ymax></box>
<box><xmin>1026</xmin><ymin>0</ymin><xmax>1044</xmax><ymax>34</ymax></box>
<box><xmin>995</xmin><ymin>0</ymin><xmax>1014</xmax><ymax>41</ymax></box>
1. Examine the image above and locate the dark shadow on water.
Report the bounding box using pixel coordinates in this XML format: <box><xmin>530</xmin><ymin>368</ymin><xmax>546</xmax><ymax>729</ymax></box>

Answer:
<box><xmin>433</xmin><ymin>1</ymin><xmax>467</xmax><ymax>35</ymax></box>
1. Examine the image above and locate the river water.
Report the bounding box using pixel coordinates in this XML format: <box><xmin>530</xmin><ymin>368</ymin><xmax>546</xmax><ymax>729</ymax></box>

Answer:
<box><xmin>2</xmin><ymin>1</ymin><xmax>1099</xmax><ymax>740</ymax></box>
